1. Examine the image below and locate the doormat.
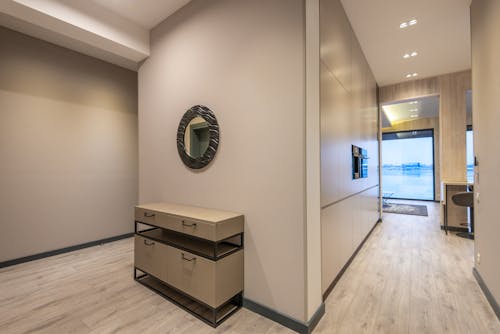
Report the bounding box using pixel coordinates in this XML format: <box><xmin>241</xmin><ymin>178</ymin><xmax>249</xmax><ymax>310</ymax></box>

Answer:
<box><xmin>383</xmin><ymin>203</ymin><xmax>428</xmax><ymax>216</ymax></box>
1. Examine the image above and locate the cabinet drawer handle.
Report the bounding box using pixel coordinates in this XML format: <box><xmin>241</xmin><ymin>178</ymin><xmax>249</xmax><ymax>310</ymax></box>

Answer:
<box><xmin>181</xmin><ymin>220</ymin><xmax>197</xmax><ymax>228</ymax></box>
<box><xmin>181</xmin><ymin>253</ymin><xmax>196</xmax><ymax>262</ymax></box>
<box><xmin>143</xmin><ymin>239</ymin><xmax>155</xmax><ymax>246</ymax></box>
<box><xmin>144</xmin><ymin>212</ymin><xmax>156</xmax><ymax>218</ymax></box>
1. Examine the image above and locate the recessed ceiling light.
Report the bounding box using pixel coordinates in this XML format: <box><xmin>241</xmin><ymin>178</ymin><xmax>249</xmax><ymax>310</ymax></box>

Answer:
<box><xmin>410</xmin><ymin>114</ymin><xmax>419</xmax><ymax>118</ymax></box>
<box><xmin>400</xmin><ymin>19</ymin><xmax>417</xmax><ymax>29</ymax></box>
<box><xmin>412</xmin><ymin>73</ymin><xmax>418</xmax><ymax>77</ymax></box>
<box><xmin>406</xmin><ymin>74</ymin><xmax>412</xmax><ymax>78</ymax></box>
<box><xmin>403</xmin><ymin>51</ymin><xmax>418</xmax><ymax>59</ymax></box>
<box><xmin>409</xmin><ymin>108</ymin><xmax>418</xmax><ymax>112</ymax></box>
<box><xmin>409</xmin><ymin>101</ymin><xmax>418</xmax><ymax>104</ymax></box>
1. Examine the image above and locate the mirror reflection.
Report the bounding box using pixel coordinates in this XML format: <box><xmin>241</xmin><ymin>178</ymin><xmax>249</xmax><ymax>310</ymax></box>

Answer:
<box><xmin>184</xmin><ymin>117</ymin><xmax>210</xmax><ymax>159</ymax></box>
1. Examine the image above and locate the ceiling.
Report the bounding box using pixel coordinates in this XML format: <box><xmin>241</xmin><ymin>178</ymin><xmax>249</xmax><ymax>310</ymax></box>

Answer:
<box><xmin>2</xmin><ymin>0</ymin><xmax>472</xmax><ymax>77</ymax></box>
<box><xmin>90</xmin><ymin>0</ymin><xmax>191</xmax><ymax>29</ymax></box>
<box><xmin>0</xmin><ymin>0</ymin><xmax>191</xmax><ymax>70</ymax></box>
<box><xmin>382</xmin><ymin>95</ymin><xmax>440</xmax><ymax>127</ymax></box>
<box><xmin>381</xmin><ymin>91</ymin><xmax>472</xmax><ymax>128</ymax></box>
<box><xmin>341</xmin><ymin>0</ymin><xmax>472</xmax><ymax>86</ymax></box>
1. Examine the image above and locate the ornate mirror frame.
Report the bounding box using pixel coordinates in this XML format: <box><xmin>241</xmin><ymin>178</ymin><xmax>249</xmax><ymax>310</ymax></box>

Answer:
<box><xmin>176</xmin><ymin>105</ymin><xmax>219</xmax><ymax>169</ymax></box>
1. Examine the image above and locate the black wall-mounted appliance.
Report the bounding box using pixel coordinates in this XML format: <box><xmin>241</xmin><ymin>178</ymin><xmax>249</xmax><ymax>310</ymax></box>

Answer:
<box><xmin>352</xmin><ymin>145</ymin><xmax>368</xmax><ymax>179</ymax></box>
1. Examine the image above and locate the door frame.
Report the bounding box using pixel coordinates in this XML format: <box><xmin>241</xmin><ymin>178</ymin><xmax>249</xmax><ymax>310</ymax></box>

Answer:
<box><xmin>381</xmin><ymin>128</ymin><xmax>436</xmax><ymax>201</ymax></box>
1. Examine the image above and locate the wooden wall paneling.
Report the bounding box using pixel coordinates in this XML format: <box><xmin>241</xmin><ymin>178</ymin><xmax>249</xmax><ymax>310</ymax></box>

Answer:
<box><xmin>352</xmin><ymin>190</ymin><xmax>362</xmax><ymax>248</ymax></box>
<box><xmin>351</xmin><ymin>37</ymin><xmax>364</xmax><ymax>146</ymax></box>
<box><xmin>320</xmin><ymin>62</ymin><xmax>352</xmax><ymax>206</ymax></box>
<box><xmin>438</xmin><ymin>71</ymin><xmax>471</xmax><ymax>182</ymax></box>
<box><xmin>321</xmin><ymin>200</ymin><xmax>348</xmax><ymax>290</ymax></box>
<box><xmin>320</xmin><ymin>206</ymin><xmax>338</xmax><ymax>291</ymax></box>
<box><xmin>321</xmin><ymin>188</ymin><xmax>380</xmax><ymax>293</ymax></box>
<box><xmin>380</xmin><ymin>70</ymin><xmax>471</xmax><ymax>183</ymax></box>
<box><xmin>320</xmin><ymin>0</ymin><xmax>380</xmax><ymax>293</ymax></box>
<box><xmin>379</xmin><ymin>76</ymin><xmax>440</xmax><ymax>105</ymax></box>
<box><xmin>319</xmin><ymin>0</ymin><xmax>352</xmax><ymax>92</ymax></box>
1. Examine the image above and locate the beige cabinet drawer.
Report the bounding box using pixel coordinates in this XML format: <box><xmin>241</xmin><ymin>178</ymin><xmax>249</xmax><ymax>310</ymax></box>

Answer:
<box><xmin>163</xmin><ymin>247</ymin><xmax>243</xmax><ymax>308</ymax></box>
<box><xmin>134</xmin><ymin>235</ymin><xmax>168</xmax><ymax>280</ymax></box>
<box><xmin>136</xmin><ymin>208</ymin><xmax>243</xmax><ymax>241</ymax></box>
<box><xmin>135</xmin><ymin>207</ymin><xmax>158</xmax><ymax>225</ymax></box>
<box><xmin>156</xmin><ymin>214</ymin><xmax>216</xmax><ymax>241</ymax></box>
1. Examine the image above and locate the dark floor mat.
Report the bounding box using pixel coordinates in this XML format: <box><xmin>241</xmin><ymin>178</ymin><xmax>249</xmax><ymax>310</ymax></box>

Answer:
<box><xmin>383</xmin><ymin>203</ymin><xmax>428</xmax><ymax>216</ymax></box>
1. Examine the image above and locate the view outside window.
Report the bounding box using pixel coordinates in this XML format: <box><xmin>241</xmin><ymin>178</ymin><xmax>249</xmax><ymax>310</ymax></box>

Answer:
<box><xmin>382</xmin><ymin>130</ymin><xmax>434</xmax><ymax>200</ymax></box>
<box><xmin>466</xmin><ymin>129</ymin><xmax>474</xmax><ymax>183</ymax></box>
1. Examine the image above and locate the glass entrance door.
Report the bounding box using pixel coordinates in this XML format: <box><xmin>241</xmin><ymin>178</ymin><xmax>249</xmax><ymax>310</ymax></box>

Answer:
<box><xmin>382</xmin><ymin>129</ymin><xmax>435</xmax><ymax>201</ymax></box>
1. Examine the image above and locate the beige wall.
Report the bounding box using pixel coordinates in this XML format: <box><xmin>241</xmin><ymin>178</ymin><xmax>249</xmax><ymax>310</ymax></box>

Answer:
<box><xmin>0</xmin><ymin>27</ymin><xmax>138</xmax><ymax>262</ymax></box>
<box><xmin>138</xmin><ymin>0</ymin><xmax>310</xmax><ymax>321</ymax></box>
<box><xmin>379</xmin><ymin>71</ymin><xmax>471</xmax><ymax>183</ymax></box>
<box><xmin>383</xmin><ymin>117</ymin><xmax>441</xmax><ymax>200</ymax></box>
<box><xmin>320</xmin><ymin>0</ymin><xmax>380</xmax><ymax>293</ymax></box>
<box><xmin>471</xmin><ymin>0</ymin><xmax>500</xmax><ymax>305</ymax></box>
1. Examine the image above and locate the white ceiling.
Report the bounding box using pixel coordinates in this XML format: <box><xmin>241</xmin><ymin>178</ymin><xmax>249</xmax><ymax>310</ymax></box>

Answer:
<box><xmin>2</xmin><ymin>0</ymin><xmax>472</xmax><ymax>77</ymax></box>
<box><xmin>0</xmin><ymin>0</ymin><xmax>191</xmax><ymax>70</ymax></box>
<box><xmin>341</xmin><ymin>0</ymin><xmax>472</xmax><ymax>86</ymax></box>
<box><xmin>91</xmin><ymin>0</ymin><xmax>191</xmax><ymax>29</ymax></box>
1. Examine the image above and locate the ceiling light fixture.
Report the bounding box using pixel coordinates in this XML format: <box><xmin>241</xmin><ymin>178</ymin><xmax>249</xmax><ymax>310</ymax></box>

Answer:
<box><xmin>409</xmin><ymin>108</ymin><xmax>418</xmax><ymax>112</ymax></box>
<box><xmin>410</xmin><ymin>114</ymin><xmax>419</xmax><ymax>118</ymax></box>
<box><xmin>400</xmin><ymin>19</ymin><xmax>418</xmax><ymax>29</ymax></box>
<box><xmin>409</xmin><ymin>101</ymin><xmax>418</xmax><ymax>104</ymax></box>
<box><xmin>403</xmin><ymin>51</ymin><xmax>418</xmax><ymax>59</ymax></box>
<box><xmin>406</xmin><ymin>74</ymin><xmax>412</xmax><ymax>78</ymax></box>
<box><xmin>412</xmin><ymin>73</ymin><xmax>418</xmax><ymax>77</ymax></box>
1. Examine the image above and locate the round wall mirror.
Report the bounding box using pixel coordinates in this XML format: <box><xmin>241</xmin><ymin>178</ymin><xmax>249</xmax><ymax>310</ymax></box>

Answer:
<box><xmin>177</xmin><ymin>105</ymin><xmax>219</xmax><ymax>169</ymax></box>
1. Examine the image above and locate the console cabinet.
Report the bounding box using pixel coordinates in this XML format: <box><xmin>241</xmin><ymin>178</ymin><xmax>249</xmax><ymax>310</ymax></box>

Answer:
<box><xmin>134</xmin><ymin>203</ymin><xmax>244</xmax><ymax>327</ymax></box>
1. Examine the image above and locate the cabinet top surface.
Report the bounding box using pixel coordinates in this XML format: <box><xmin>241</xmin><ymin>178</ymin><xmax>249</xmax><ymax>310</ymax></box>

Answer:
<box><xmin>441</xmin><ymin>180</ymin><xmax>473</xmax><ymax>186</ymax></box>
<box><xmin>136</xmin><ymin>202</ymin><xmax>243</xmax><ymax>223</ymax></box>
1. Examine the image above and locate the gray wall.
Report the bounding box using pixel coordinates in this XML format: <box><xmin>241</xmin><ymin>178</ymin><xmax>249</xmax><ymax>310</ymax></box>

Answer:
<box><xmin>138</xmin><ymin>0</ymin><xmax>308</xmax><ymax>321</ymax></box>
<box><xmin>0</xmin><ymin>27</ymin><xmax>138</xmax><ymax>262</ymax></box>
<box><xmin>471</xmin><ymin>0</ymin><xmax>500</xmax><ymax>305</ymax></box>
<box><xmin>319</xmin><ymin>0</ymin><xmax>380</xmax><ymax>292</ymax></box>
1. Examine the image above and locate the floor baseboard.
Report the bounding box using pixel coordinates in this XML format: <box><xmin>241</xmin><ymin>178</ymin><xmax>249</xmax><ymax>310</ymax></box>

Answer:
<box><xmin>440</xmin><ymin>225</ymin><xmax>469</xmax><ymax>233</ymax></box>
<box><xmin>243</xmin><ymin>298</ymin><xmax>325</xmax><ymax>334</ymax></box>
<box><xmin>473</xmin><ymin>267</ymin><xmax>500</xmax><ymax>320</ymax></box>
<box><xmin>0</xmin><ymin>233</ymin><xmax>134</xmax><ymax>269</ymax></box>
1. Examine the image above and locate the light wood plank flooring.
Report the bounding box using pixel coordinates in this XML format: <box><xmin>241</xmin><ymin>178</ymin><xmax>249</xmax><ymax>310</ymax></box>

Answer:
<box><xmin>315</xmin><ymin>200</ymin><xmax>499</xmax><ymax>334</ymax></box>
<box><xmin>0</xmin><ymin>201</ymin><xmax>498</xmax><ymax>333</ymax></box>
<box><xmin>0</xmin><ymin>239</ymin><xmax>291</xmax><ymax>334</ymax></box>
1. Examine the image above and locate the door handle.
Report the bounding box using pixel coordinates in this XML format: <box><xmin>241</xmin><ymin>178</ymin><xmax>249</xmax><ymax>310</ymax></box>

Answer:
<box><xmin>143</xmin><ymin>239</ymin><xmax>155</xmax><ymax>246</ymax></box>
<box><xmin>181</xmin><ymin>220</ymin><xmax>197</xmax><ymax>228</ymax></box>
<box><xmin>144</xmin><ymin>212</ymin><xmax>156</xmax><ymax>218</ymax></box>
<box><xmin>181</xmin><ymin>253</ymin><xmax>196</xmax><ymax>262</ymax></box>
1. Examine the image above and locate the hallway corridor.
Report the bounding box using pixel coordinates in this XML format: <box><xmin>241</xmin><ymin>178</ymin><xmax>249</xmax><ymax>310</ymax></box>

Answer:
<box><xmin>316</xmin><ymin>201</ymin><xmax>499</xmax><ymax>333</ymax></box>
<box><xmin>0</xmin><ymin>202</ymin><xmax>498</xmax><ymax>333</ymax></box>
